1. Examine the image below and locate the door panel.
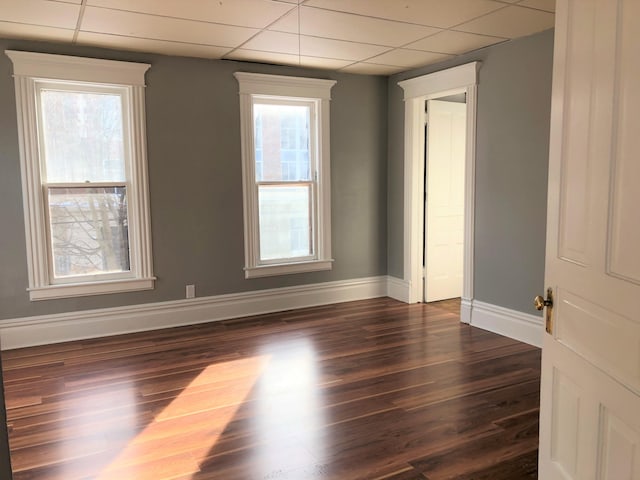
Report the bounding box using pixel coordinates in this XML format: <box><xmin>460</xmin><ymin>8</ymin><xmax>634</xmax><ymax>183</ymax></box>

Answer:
<box><xmin>424</xmin><ymin>100</ymin><xmax>466</xmax><ymax>302</ymax></box>
<box><xmin>557</xmin><ymin>0</ymin><xmax>596</xmax><ymax>267</ymax></box>
<box><xmin>607</xmin><ymin>0</ymin><xmax>640</xmax><ymax>284</ymax></box>
<box><xmin>549</xmin><ymin>370</ymin><xmax>581</xmax><ymax>478</ymax></box>
<box><xmin>599</xmin><ymin>408</ymin><xmax>640</xmax><ymax>479</ymax></box>
<box><xmin>556</xmin><ymin>290</ymin><xmax>640</xmax><ymax>393</ymax></box>
<box><xmin>540</xmin><ymin>0</ymin><xmax>640</xmax><ymax>478</ymax></box>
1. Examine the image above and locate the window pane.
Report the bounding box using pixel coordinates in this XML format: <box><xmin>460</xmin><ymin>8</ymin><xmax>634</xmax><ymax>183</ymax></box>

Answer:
<box><xmin>40</xmin><ymin>90</ymin><xmax>125</xmax><ymax>183</ymax></box>
<box><xmin>48</xmin><ymin>187</ymin><xmax>130</xmax><ymax>278</ymax></box>
<box><xmin>253</xmin><ymin>104</ymin><xmax>310</xmax><ymax>182</ymax></box>
<box><xmin>258</xmin><ymin>185</ymin><xmax>311</xmax><ymax>261</ymax></box>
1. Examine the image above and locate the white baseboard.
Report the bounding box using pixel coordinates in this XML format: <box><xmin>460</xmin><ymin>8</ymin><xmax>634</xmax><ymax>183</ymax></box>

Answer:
<box><xmin>386</xmin><ymin>276</ymin><xmax>410</xmax><ymax>303</ymax></box>
<box><xmin>0</xmin><ymin>276</ymin><xmax>388</xmax><ymax>350</ymax></box>
<box><xmin>0</xmin><ymin>278</ymin><xmax>544</xmax><ymax>351</ymax></box>
<box><xmin>470</xmin><ymin>300</ymin><xmax>543</xmax><ymax>348</ymax></box>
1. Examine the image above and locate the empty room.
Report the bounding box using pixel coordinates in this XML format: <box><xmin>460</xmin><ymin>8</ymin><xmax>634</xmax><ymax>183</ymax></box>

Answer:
<box><xmin>0</xmin><ymin>1</ymin><xmax>638</xmax><ymax>479</ymax></box>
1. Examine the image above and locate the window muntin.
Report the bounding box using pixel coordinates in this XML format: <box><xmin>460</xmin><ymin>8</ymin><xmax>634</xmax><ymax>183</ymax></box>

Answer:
<box><xmin>235</xmin><ymin>72</ymin><xmax>335</xmax><ymax>278</ymax></box>
<box><xmin>6</xmin><ymin>50</ymin><xmax>154</xmax><ymax>300</ymax></box>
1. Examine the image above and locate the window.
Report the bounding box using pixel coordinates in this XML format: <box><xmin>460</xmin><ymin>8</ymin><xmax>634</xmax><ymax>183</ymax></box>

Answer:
<box><xmin>235</xmin><ymin>72</ymin><xmax>336</xmax><ymax>278</ymax></box>
<box><xmin>6</xmin><ymin>51</ymin><xmax>155</xmax><ymax>300</ymax></box>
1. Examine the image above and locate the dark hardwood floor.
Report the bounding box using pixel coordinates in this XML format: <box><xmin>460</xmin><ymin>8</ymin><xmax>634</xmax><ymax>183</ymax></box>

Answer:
<box><xmin>1</xmin><ymin>298</ymin><xmax>541</xmax><ymax>479</ymax></box>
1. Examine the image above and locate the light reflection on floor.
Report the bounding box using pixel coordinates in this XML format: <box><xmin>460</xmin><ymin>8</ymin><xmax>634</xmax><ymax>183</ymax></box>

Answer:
<box><xmin>95</xmin><ymin>355</ymin><xmax>270</xmax><ymax>480</ymax></box>
<box><xmin>253</xmin><ymin>338</ymin><xmax>327</xmax><ymax>477</ymax></box>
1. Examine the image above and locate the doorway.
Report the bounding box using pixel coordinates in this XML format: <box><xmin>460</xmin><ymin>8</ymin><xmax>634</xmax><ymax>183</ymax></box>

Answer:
<box><xmin>398</xmin><ymin>62</ymin><xmax>479</xmax><ymax>323</ymax></box>
<box><xmin>423</xmin><ymin>95</ymin><xmax>466</xmax><ymax>303</ymax></box>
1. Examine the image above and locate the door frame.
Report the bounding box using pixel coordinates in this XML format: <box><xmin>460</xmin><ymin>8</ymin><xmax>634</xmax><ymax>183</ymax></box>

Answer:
<box><xmin>398</xmin><ymin>62</ymin><xmax>480</xmax><ymax>323</ymax></box>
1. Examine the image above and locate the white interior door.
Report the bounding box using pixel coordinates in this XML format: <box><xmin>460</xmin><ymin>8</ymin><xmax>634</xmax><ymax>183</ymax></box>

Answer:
<box><xmin>539</xmin><ymin>0</ymin><xmax>640</xmax><ymax>478</ymax></box>
<box><xmin>424</xmin><ymin>99</ymin><xmax>466</xmax><ymax>302</ymax></box>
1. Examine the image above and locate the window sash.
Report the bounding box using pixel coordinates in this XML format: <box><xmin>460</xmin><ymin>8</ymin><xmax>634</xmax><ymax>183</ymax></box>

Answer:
<box><xmin>251</xmin><ymin>98</ymin><xmax>319</xmax><ymax>266</ymax></box>
<box><xmin>255</xmin><ymin>181</ymin><xmax>316</xmax><ymax>265</ymax></box>
<box><xmin>35</xmin><ymin>81</ymin><xmax>131</xmax><ymax>184</ymax></box>
<box><xmin>36</xmin><ymin>81</ymin><xmax>135</xmax><ymax>285</ymax></box>
<box><xmin>43</xmin><ymin>183</ymin><xmax>134</xmax><ymax>284</ymax></box>
<box><xmin>252</xmin><ymin>98</ymin><xmax>316</xmax><ymax>183</ymax></box>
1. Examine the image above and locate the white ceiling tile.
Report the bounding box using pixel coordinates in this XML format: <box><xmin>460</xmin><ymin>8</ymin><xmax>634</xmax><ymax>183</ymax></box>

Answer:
<box><xmin>299</xmin><ymin>56</ymin><xmax>352</xmax><ymax>70</ymax></box>
<box><xmin>285</xmin><ymin>7</ymin><xmax>441</xmax><ymax>47</ymax></box>
<box><xmin>241</xmin><ymin>30</ymin><xmax>299</xmax><ymax>55</ymax></box>
<box><xmin>81</xmin><ymin>7</ymin><xmax>258</xmax><ymax>47</ymax></box>
<box><xmin>456</xmin><ymin>5</ymin><xmax>554</xmax><ymax>38</ymax></box>
<box><xmin>0</xmin><ymin>0</ymin><xmax>555</xmax><ymax>74</ymax></box>
<box><xmin>225</xmin><ymin>49</ymin><xmax>300</xmax><ymax>66</ymax></box>
<box><xmin>519</xmin><ymin>0</ymin><xmax>555</xmax><ymax>12</ymax></box>
<box><xmin>0</xmin><ymin>21</ymin><xmax>74</xmax><ymax>41</ymax></box>
<box><xmin>300</xmin><ymin>36</ymin><xmax>390</xmax><ymax>61</ymax></box>
<box><xmin>86</xmin><ymin>0</ymin><xmax>295</xmax><ymax>29</ymax></box>
<box><xmin>341</xmin><ymin>62</ymin><xmax>404</xmax><ymax>75</ymax></box>
<box><xmin>303</xmin><ymin>0</ymin><xmax>504</xmax><ymax>28</ymax></box>
<box><xmin>267</xmin><ymin>9</ymin><xmax>299</xmax><ymax>33</ymax></box>
<box><xmin>406</xmin><ymin>30</ymin><xmax>505</xmax><ymax>55</ymax></box>
<box><xmin>226</xmin><ymin>49</ymin><xmax>352</xmax><ymax>70</ymax></box>
<box><xmin>0</xmin><ymin>0</ymin><xmax>80</xmax><ymax>29</ymax></box>
<box><xmin>77</xmin><ymin>32</ymin><xmax>232</xmax><ymax>58</ymax></box>
<box><xmin>366</xmin><ymin>48</ymin><xmax>452</xmax><ymax>68</ymax></box>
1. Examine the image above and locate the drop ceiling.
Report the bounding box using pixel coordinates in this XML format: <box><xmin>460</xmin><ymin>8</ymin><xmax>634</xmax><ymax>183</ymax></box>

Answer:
<box><xmin>0</xmin><ymin>0</ymin><xmax>555</xmax><ymax>75</ymax></box>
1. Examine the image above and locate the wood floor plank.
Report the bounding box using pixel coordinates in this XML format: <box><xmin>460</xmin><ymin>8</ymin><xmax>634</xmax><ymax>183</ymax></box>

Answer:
<box><xmin>451</xmin><ymin>451</ymin><xmax>538</xmax><ymax>480</ymax></box>
<box><xmin>410</xmin><ymin>409</ymin><xmax>539</xmax><ymax>479</ymax></box>
<box><xmin>1</xmin><ymin>298</ymin><xmax>541</xmax><ymax>479</ymax></box>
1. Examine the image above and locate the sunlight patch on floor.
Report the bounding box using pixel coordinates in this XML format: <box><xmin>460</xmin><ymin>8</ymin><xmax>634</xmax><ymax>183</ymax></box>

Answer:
<box><xmin>95</xmin><ymin>355</ymin><xmax>270</xmax><ymax>480</ymax></box>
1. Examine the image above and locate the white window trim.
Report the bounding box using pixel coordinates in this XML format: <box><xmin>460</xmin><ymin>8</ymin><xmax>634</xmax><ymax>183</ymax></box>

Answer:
<box><xmin>235</xmin><ymin>72</ymin><xmax>336</xmax><ymax>279</ymax></box>
<box><xmin>6</xmin><ymin>50</ymin><xmax>155</xmax><ymax>301</ymax></box>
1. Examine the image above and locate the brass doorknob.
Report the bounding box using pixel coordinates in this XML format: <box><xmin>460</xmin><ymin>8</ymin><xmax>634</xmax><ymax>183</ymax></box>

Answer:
<box><xmin>534</xmin><ymin>288</ymin><xmax>554</xmax><ymax>311</ymax></box>
<box><xmin>535</xmin><ymin>288</ymin><xmax>554</xmax><ymax>334</ymax></box>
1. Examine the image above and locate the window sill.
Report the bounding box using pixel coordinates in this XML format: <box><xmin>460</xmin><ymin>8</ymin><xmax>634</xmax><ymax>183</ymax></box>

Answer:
<box><xmin>245</xmin><ymin>260</ymin><xmax>333</xmax><ymax>279</ymax></box>
<box><xmin>28</xmin><ymin>277</ymin><xmax>156</xmax><ymax>301</ymax></box>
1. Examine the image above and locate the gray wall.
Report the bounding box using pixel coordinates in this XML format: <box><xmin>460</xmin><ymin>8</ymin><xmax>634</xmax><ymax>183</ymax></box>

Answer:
<box><xmin>387</xmin><ymin>29</ymin><xmax>554</xmax><ymax>314</ymax></box>
<box><xmin>0</xmin><ymin>38</ymin><xmax>388</xmax><ymax>320</ymax></box>
<box><xmin>0</xmin><ymin>30</ymin><xmax>554</xmax><ymax>321</ymax></box>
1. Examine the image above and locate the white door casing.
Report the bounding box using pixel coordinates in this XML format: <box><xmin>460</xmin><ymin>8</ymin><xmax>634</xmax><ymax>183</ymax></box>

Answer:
<box><xmin>398</xmin><ymin>62</ymin><xmax>479</xmax><ymax>323</ymax></box>
<box><xmin>539</xmin><ymin>0</ymin><xmax>640</xmax><ymax>478</ymax></box>
<box><xmin>424</xmin><ymin>100</ymin><xmax>466</xmax><ymax>302</ymax></box>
